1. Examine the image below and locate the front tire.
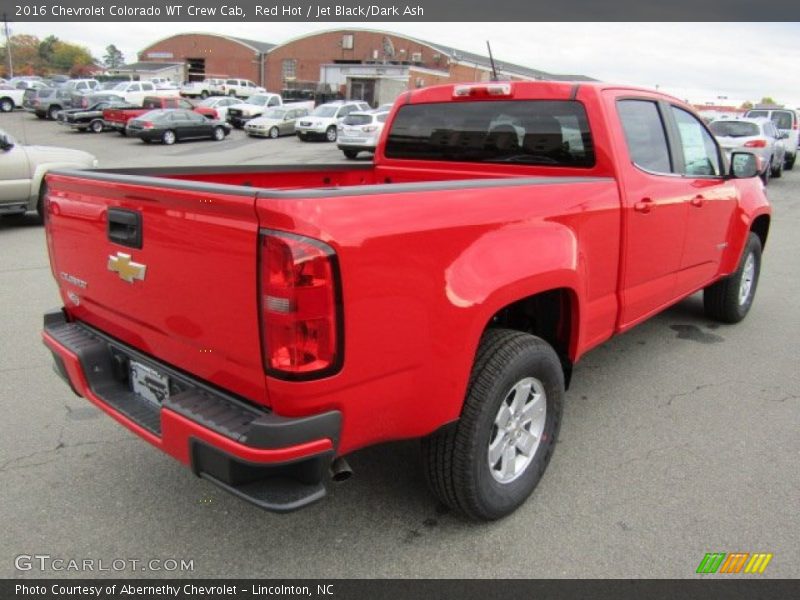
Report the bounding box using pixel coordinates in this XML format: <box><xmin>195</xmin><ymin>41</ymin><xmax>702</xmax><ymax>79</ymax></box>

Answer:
<box><xmin>422</xmin><ymin>329</ymin><xmax>563</xmax><ymax>520</ymax></box>
<box><xmin>0</xmin><ymin>98</ymin><xmax>13</xmax><ymax>112</ymax></box>
<box><xmin>89</xmin><ymin>119</ymin><xmax>104</xmax><ymax>133</ymax></box>
<box><xmin>48</xmin><ymin>105</ymin><xmax>60</xmax><ymax>120</ymax></box>
<box><xmin>200</xmin><ymin>91</ymin><xmax>209</xmax><ymax>99</ymax></box>
<box><xmin>703</xmin><ymin>232</ymin><xmax>762</xmax><ymax>323</ymax></box>
<box><xmin>760</xmin><ymin>159</ymin><xmax>771</xmax><ymax>185</ymax></box>
<box><xmin>162</xmin><ymin>130</ymin><xmax>176</xmax><ymax>145</ymax></box>
<box><xmin>342</xmin><ymin>149</ymin><xmax>359</xmax><ymax>159</ymax></box>
<box><xmin>269</xmin><ymin>127</ymin><xmax>279</xmax><ymax>139</ymax></box>
<box><xmin>325</xmin><ymin>126</ymin><xmax>337</xmax><ymax>142</ymax></box>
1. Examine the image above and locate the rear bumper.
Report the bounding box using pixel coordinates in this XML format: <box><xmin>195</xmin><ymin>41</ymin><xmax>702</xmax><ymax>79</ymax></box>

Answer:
<box><xmin>42</xmin><ymin>309</ymin><xmax>341</xmax><ymax>512</ymax></box>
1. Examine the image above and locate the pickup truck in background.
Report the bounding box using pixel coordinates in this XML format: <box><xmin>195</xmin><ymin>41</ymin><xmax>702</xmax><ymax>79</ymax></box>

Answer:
<box><xmin>41</xmin><ymin>81</ymin><xmax>770</xmax><ymax>520</ymax></box>
<box><xmin>0</xmin><ymin>86</ymin><xmax>26</xmax><ymax>112</ymax></box>
<box><xmin>226</xmin><ymin>93</ymin><xmax>316</xmax><ymax>128</ymax></box>
<box><xmin>103</xmin><ymin>96</ymin><xmax>204</xmax><ymax>134</ymax></box>
<box><xmin>105</xmin><ymin>81</ymin><xmax>180</xmax><ymax>106</ymax></box>
<box><xmin>180</xmin><ymin>78</ymin><xmax>226</xmax><ymax>99</ymax></box>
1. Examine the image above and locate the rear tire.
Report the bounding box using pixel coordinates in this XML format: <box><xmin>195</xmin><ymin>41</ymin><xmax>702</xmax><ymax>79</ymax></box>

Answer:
<box><xmin>36</xmin><ymin>183</ymin><xmax>48</xmax><ymax>222</ymax></box>
<box><xmin>421</xmin><ymin>329</ymin><xmax>563</xmax><ymax>520</ymax></box>
<box><xmin>760</xmin><ymin>160</ymin><xmax>771</xmax><ymax>185</ymax></box>
<box><xmin>785</xmin><ymin>153</ymin><xmax>795</xmax><ymax>171</ymax></box>
<box><xmin>89</xmin><ymin>119</ymin><xmax>104</xmax><ymax>133</ymax></box>
<box><xmin>48</xmin><ymin>105</ymin><xmax>60</xmax><ymax>120</ymax></box>
<box><xmin>200</xmin><ymin>91</ymin><xmax>209</xmax><ymax>99</ymax></box>
<box><xmin>342</xmin><ymin>149</ymin><xmax>359</xmax><ymax>159</ymax></box>
<box><xmin>703</xmin><ymin>233</ymin><xmax>762</xmax><ymax>324</ymax></box>
<box><xmin>772</xmin><ymin>157</ymin><xmax>783</xmax><ymax>178</ymax></box>
<box><xmin>213</xmin><ymin>126</ymin><xmax>226</xmax><ymax>141</ymax></box>
<box><xmin>0</xmin><ymin>98</ymin><xmax>13</xmax><ymax>112</ymax></box>
<box><xmin>162</xmin><ymin>130</ymin><xmax>176</xmax><ymax>145</ymax></box>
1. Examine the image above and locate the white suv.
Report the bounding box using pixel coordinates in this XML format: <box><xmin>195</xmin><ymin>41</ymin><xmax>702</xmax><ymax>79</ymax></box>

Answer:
<box><xmin>295</xmin><ymin>101</ymin><xmax>371</xmax><ymax>142</ymax></box>
<box><xmin>745</xmin><ymin>108</ymin><xmax>798</xmax><ymax>170</ymax></box>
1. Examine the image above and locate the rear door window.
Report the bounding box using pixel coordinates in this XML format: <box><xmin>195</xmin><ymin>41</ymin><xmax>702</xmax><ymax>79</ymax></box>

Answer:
<box><xmin>617</xmin><ymin>100</ymin><xmax>672</xmax><ymax>173</ymax></box>
<box><xmin>385</xmin><ymin>100</ymin><xmax>595</xmax><ymax>166</ymax></box>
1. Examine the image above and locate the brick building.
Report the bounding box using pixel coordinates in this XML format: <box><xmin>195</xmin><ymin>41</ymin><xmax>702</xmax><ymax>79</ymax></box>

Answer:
<box><xmin>139</xmin><ymin>29</ymin><xmax>592</xmax><ymax>104</ymax></box>
<box><xmin>138</xmin><ymin>33</ymin><xmax>275</xmax><ymax>84</ymax></box>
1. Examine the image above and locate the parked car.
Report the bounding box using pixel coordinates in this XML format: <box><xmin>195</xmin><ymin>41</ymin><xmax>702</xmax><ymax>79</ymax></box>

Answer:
<box><xmin>243</xmin><ymin>107</ymin><xmax>310</xmax><ymax>138</ymax></box>
<box><xmin>26</xmin><ymin>87</ymin><xmax>73</xmax><ymax>120</ymax></box>
<box><xmin>226</xmin><ymin>93</ymin><xmax>284</xmax><ymax>128</ymax></box>
<box><xmin>193</xmin><ymin>96</ymin><xmax>240</xmax><ymax>121</ymax></box>
<box><xmin>709</xmin><ymin>118</ymin><xmax>786</xmax><ymax>184</ymax></box>
<box><xmin>105</xmin><ymin>81</ymin><xmax>179</xmax><ymax>106</ymax></box>
<box><xmin>180</xmin><ymin>78</ymin><xmax>226</xmax><ymax>99</ymax></box>
<box><xmin>744</xmin><ymin>108</ymin><xmax>798</xmax><ymax>170</ymax></box>
<box><xmin>0</xmin><ymin>86</ymin><xmax>26</xmax><ymax>112</ymax></box>
<box><xmin>57</xmin><ymin>98</ymin><xmax>130</xmax><ymax>133</ymax></box>
<box><xmin>104</xmin><ymin>96</ymin><xmax>204</xmax><ymax>134</ymax></box>
<box><xmin>337</xmin><ymin>110</ymin><xmax>390</xmax><ymax>158</ymax></box>
<box><xmin>295</xmin><ymin>101</ymin><xmax>371</xmax><ymax>142</ymax></box>
<box><xmin>219</xmin><ymin>78</ymin><xmax>265</xmax><ymax>99</ymax></box>
<box><xmin>0</xmin><ymin>128</ymin><xmax>96</xmax><ymax>220</ymax></box>
<box><xmin>126</xmin><ymin>109</ymin><xmax>232</xmax><ymax>144</ymax></box>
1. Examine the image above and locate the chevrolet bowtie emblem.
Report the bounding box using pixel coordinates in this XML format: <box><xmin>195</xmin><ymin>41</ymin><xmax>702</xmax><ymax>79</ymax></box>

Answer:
<box><xmin>108</xmin><ymin>252</ymin><xmax>147</xmax><ymax>283</ymax></box>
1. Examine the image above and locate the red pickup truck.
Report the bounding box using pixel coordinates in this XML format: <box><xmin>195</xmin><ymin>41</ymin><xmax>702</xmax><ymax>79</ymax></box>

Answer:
<box><xmin>103</xmin><ymin>96</ymin><xmax>202</xmax><ymax>134</ymax></box>
<box><xmin>42</xmin><ymin>81</ymin><xmax>770</xmax><ymax>520</ymax></box>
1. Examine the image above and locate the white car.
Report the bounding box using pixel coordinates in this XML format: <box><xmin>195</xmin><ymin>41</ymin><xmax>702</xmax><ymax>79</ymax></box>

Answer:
<box><xmin>295</xmin><ymin>101</ymin><xmax>371</xmax><ymax>142</ymax></box>
<box><xmin>218</xmin><ymin>79</ymin><xmax>265</xmax><ymax>99</ymax></box>
<box><xmin>337</xmin><ymin>110</ymin><xmax>390</xmax><ymax>158</ymax></box>
<box><xmin>106</xmin><ymin>81</ymin><xmax>179</xmax><ymax>106</ymax></box>
<box><xmin>0</xmin><ymin>128</ymin><xmax>97</xmax><ymax>220</ymax></box>
<box><xmin>180</xmin><ymin>78</ymin><xmax>226</xmax><ymax>99</ymax></box>
<box><xmin>0</xmin><ymin>87</ymin><xmax>26</xmax><ymax>112</ymax></box>
<box><xmin>195</xmin><ymin>96</ymin><xmax>240</xmax><ymax>121</ymax></box>
<box><xmin>226</xmin><ymin>93</ymin><xmax>285</xmax><ymax>128</ymax></box>
<box><xmin>244</xmin><ymin>107</ymin><xmax>310</xmax><ymax>138</ymax></box>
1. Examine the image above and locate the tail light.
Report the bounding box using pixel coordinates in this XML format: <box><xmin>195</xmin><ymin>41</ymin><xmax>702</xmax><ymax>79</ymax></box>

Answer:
<box><xmin>453</xmin><ymin>83</ymin><xmax>513</xmax><ymax>98</ymax></box>
<box><xmin>744</xmin><ymin>139</ymin><xmax>767</xmax><ymax>148</ymax></box>
<box><xmin>259</xmin><ymin>230</ymin><xmax>342</xmax><ymax>379</ymax></box>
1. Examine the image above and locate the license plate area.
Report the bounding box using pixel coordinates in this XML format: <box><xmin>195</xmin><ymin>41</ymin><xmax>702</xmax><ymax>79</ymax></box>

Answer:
<box><xmin>130</xmin><ymin>360</ymin><xmax>170</xmax><ymax>405</ymax></box>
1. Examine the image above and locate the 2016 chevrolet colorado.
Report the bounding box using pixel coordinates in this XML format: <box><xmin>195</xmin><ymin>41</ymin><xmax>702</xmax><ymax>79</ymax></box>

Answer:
<box><xmin>41</xmin><ymin>81</ymin><xmax>770</xmax><ymax>520</ymax></box>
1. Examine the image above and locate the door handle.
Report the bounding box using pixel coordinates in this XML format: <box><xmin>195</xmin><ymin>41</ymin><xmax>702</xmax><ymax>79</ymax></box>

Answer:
<box><xmin>634</xmin><ymin>198</ymin><xmax>653</xmax><ymax>214</ymax></box>
<box><xmin>691</xmin><ymin>195</ymin><xmax>705</xmax><ymax>208</ymax></box>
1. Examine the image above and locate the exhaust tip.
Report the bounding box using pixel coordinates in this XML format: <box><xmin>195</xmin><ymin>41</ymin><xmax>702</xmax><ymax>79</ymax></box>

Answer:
<box><xmin>330</xmin><ymin>457</ymin><xmax>353</xmax><ymax>483</ymax></box>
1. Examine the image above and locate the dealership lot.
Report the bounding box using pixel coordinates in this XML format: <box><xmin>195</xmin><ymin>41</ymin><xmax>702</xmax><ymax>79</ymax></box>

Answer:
<box><xmin>1</xmin><ymin>109</ymin><xmax>798</xmax><ymax>578</ymax></box>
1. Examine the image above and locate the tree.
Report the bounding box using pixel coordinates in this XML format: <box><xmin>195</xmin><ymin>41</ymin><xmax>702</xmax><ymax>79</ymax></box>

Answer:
<box><xmin>38</xmin><ymin>35</ymin><xmax>59</xmax><ymax>67</ymax></box>
<box><xmin>50</xmin><ymin>40</ymin><xmax>95</xmax><ymax>73</ymax></box>
<box><xmin>103</xmin><ymin>44</ymin><xmax>124</xmax><ymax>69</ymax></box>
<box><xmin>760</xmin><ymin>97</ymin><xmax>778</xmax><ymax>106</ymax></box>
<box><xmin>740</xmin><ymin>101</ymin><xmax>753</xmax><ymax>110</ymax></box>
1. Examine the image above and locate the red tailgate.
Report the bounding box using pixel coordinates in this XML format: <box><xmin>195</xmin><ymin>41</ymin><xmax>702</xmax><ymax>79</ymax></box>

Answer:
<box><xmin>44</xmin><ymin>172</ymin><xmax>268</xmax><ymax>405</ymax></box>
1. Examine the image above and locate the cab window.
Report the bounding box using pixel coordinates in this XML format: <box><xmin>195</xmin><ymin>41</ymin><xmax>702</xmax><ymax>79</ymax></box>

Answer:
<box><xmin>617</xmin><ymin>100</ymin><xmax>672</xmax><ymax>173</ymax></box>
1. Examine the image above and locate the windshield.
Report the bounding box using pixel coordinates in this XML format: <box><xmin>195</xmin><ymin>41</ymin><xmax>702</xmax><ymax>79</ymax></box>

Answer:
<box><xmin>248</xmin><ymin>95</ymin><xmax>270</xmax><ymax>106</ymax></box>
<box><xmin>385</xmin><ymin>100</ymin><xmax>595</xmax><ymax>167</ymax></box>
<box><xmin>263</xmin><ymin>108</ymin><xmax>287</xmax><ymax>119</ymax></box>
<box><xmin>709</xmin><ymin>121</ymin><xmax>760</xmax><ymax>137</ymax></box>
<box><xmin>112</xmin><ymin>82</ymin><xmax>129</xmax><ymax>91</ymax></box>
<box><xmin>313</xmin><ymin>105</ymin><xmax>338</xmax><ymax>118</ymax></box>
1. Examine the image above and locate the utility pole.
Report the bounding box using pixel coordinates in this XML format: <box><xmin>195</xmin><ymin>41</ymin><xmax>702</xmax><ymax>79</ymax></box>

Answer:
<box><xmin>2</xmin><ymin>13</ymin><xmax>12</xmax><ymax>78</ymax></box>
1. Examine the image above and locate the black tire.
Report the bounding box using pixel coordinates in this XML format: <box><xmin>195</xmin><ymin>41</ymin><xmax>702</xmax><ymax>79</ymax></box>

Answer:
<box><xmin>772</xmin><ymin>157</ymin><xmax>783</xmax><ymax>178</ymax></box>
<box><xmin>0</xmin><ymin>98</ymin><xmax>13</xmax><ymax>112</ymax></box>
<box><xmin>325</xmin><ymin>126</ymin><xmax>337</xmax><ymax>142</ymax></box>
<box><xmin>269</xmin><ymin>127</ymin><xmax>279</xmax><ymax>139</ymax></box>
<box><xmin>118</xmin><ymin>129</ymin><xmax>127</xmax><ymax>137</ymax></box>
<box><xmin>421</xmin><ymin>329</ymin><xmax>564</xmax><ymax>520</ymax></box>
<box><xmin>142</xmin><ymin>138</ymin><xmax>152</xmax><ymax>144</ymax></box>
<box><xmin>212</xmin><ymin>126</ymin><xmax>226</xmax><ymax>141</ymax></box>
<box><xmin>35</xmin><ymin>113</ymin><xmax>45</xmax><ymax>120</ymax></box>
<box><xmin>162</xmin><ymin>130</ymin><xmax>176</xmax><ymax>145</ymax></box>
<box><xmin>342</xmin><ymin>149</ymin><xmax>359</xmax><ymax>159</ymax></box>
<box><xmin>48</xmin><ymin>105</ymin><xmax>60</xmax><ymax>120</ymax></box>
<box><xmin>786</xmin><ymin>153</ymin><xmax>796</xmax><ymax>171</ymax></box>
<box><xmin>760</xmin><ymin>159</ymin><xmax>771</xmax><ymax>185</ymax></box>
<box><xmin>89</xmin><ymin>119</ymin><xmax>104</xmax><ymax>133</ymax></box>
<box><xmin>36</xmin><ymin>182</ymin><xmax>48</xmax><ymax>222</ymax></box>
<box><xmin>703</xmin><ymin>232</ymin><xmax>762</xmax><ymax>324</ymax></box>
<box><xmin>200</xmin><ymin>91</ymin><xmax>209</xmax><ymax>99</ymax></box>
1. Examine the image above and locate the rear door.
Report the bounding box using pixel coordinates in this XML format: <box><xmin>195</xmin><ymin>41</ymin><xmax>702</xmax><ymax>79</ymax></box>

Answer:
<box><xmin>44</xmin><ymin>172</ymin><xmax>267</xmax><ymax>404</ymax></box>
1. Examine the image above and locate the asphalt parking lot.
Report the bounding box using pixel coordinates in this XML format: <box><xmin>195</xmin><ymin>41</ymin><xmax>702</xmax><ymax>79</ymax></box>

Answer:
<box><xmin>1</xmin><ymin>109</ymin><xmax>798</xmax><ymax>579</ymax></box>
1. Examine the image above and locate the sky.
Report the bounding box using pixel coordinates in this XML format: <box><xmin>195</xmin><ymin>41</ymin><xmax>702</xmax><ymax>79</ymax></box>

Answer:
<box><xmin>7</xmin><ymin>21</ymin><xmax>800</xmax><ymax>108</ymax></box>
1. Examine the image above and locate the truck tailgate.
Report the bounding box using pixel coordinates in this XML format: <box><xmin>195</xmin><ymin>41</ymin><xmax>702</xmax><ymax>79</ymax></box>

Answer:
<box><xmin>44</xmin><ymin>172</ymin><xmax>268</xmax><ymax>405</ymax></box>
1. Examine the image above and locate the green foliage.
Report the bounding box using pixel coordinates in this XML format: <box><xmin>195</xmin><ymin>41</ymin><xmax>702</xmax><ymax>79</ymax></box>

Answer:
<box><xmin>103</xmin><ymin>44</ymin><xmax>125</xmax><ymax>69</ymax></box>
<box><xmin>0</xmin><ymin>34</ymin><xmax>97</xmax><ymax>77</ymax></box>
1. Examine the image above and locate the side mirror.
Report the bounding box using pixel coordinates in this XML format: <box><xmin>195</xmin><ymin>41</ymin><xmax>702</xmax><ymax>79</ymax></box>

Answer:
<box><xmin>780</xmin><ymin>131</ymin><xmax>790</xmax><ymax>140</ymax></box>
<box><xmin>729</xmin><ymin>152</ymin><xmax>759</xmax><ymax>179</ymax></box>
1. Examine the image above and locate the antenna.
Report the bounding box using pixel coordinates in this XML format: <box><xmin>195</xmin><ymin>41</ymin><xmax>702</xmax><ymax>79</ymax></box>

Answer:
<box><xmin>2</xmin><ymin>13</ymin><xmax>13</xmax><ymax>78</ymax></box>
<box><xmin>486</xmin><ymin>41</ymin><xmax>498</xmax><ymax>81</ymax></box>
